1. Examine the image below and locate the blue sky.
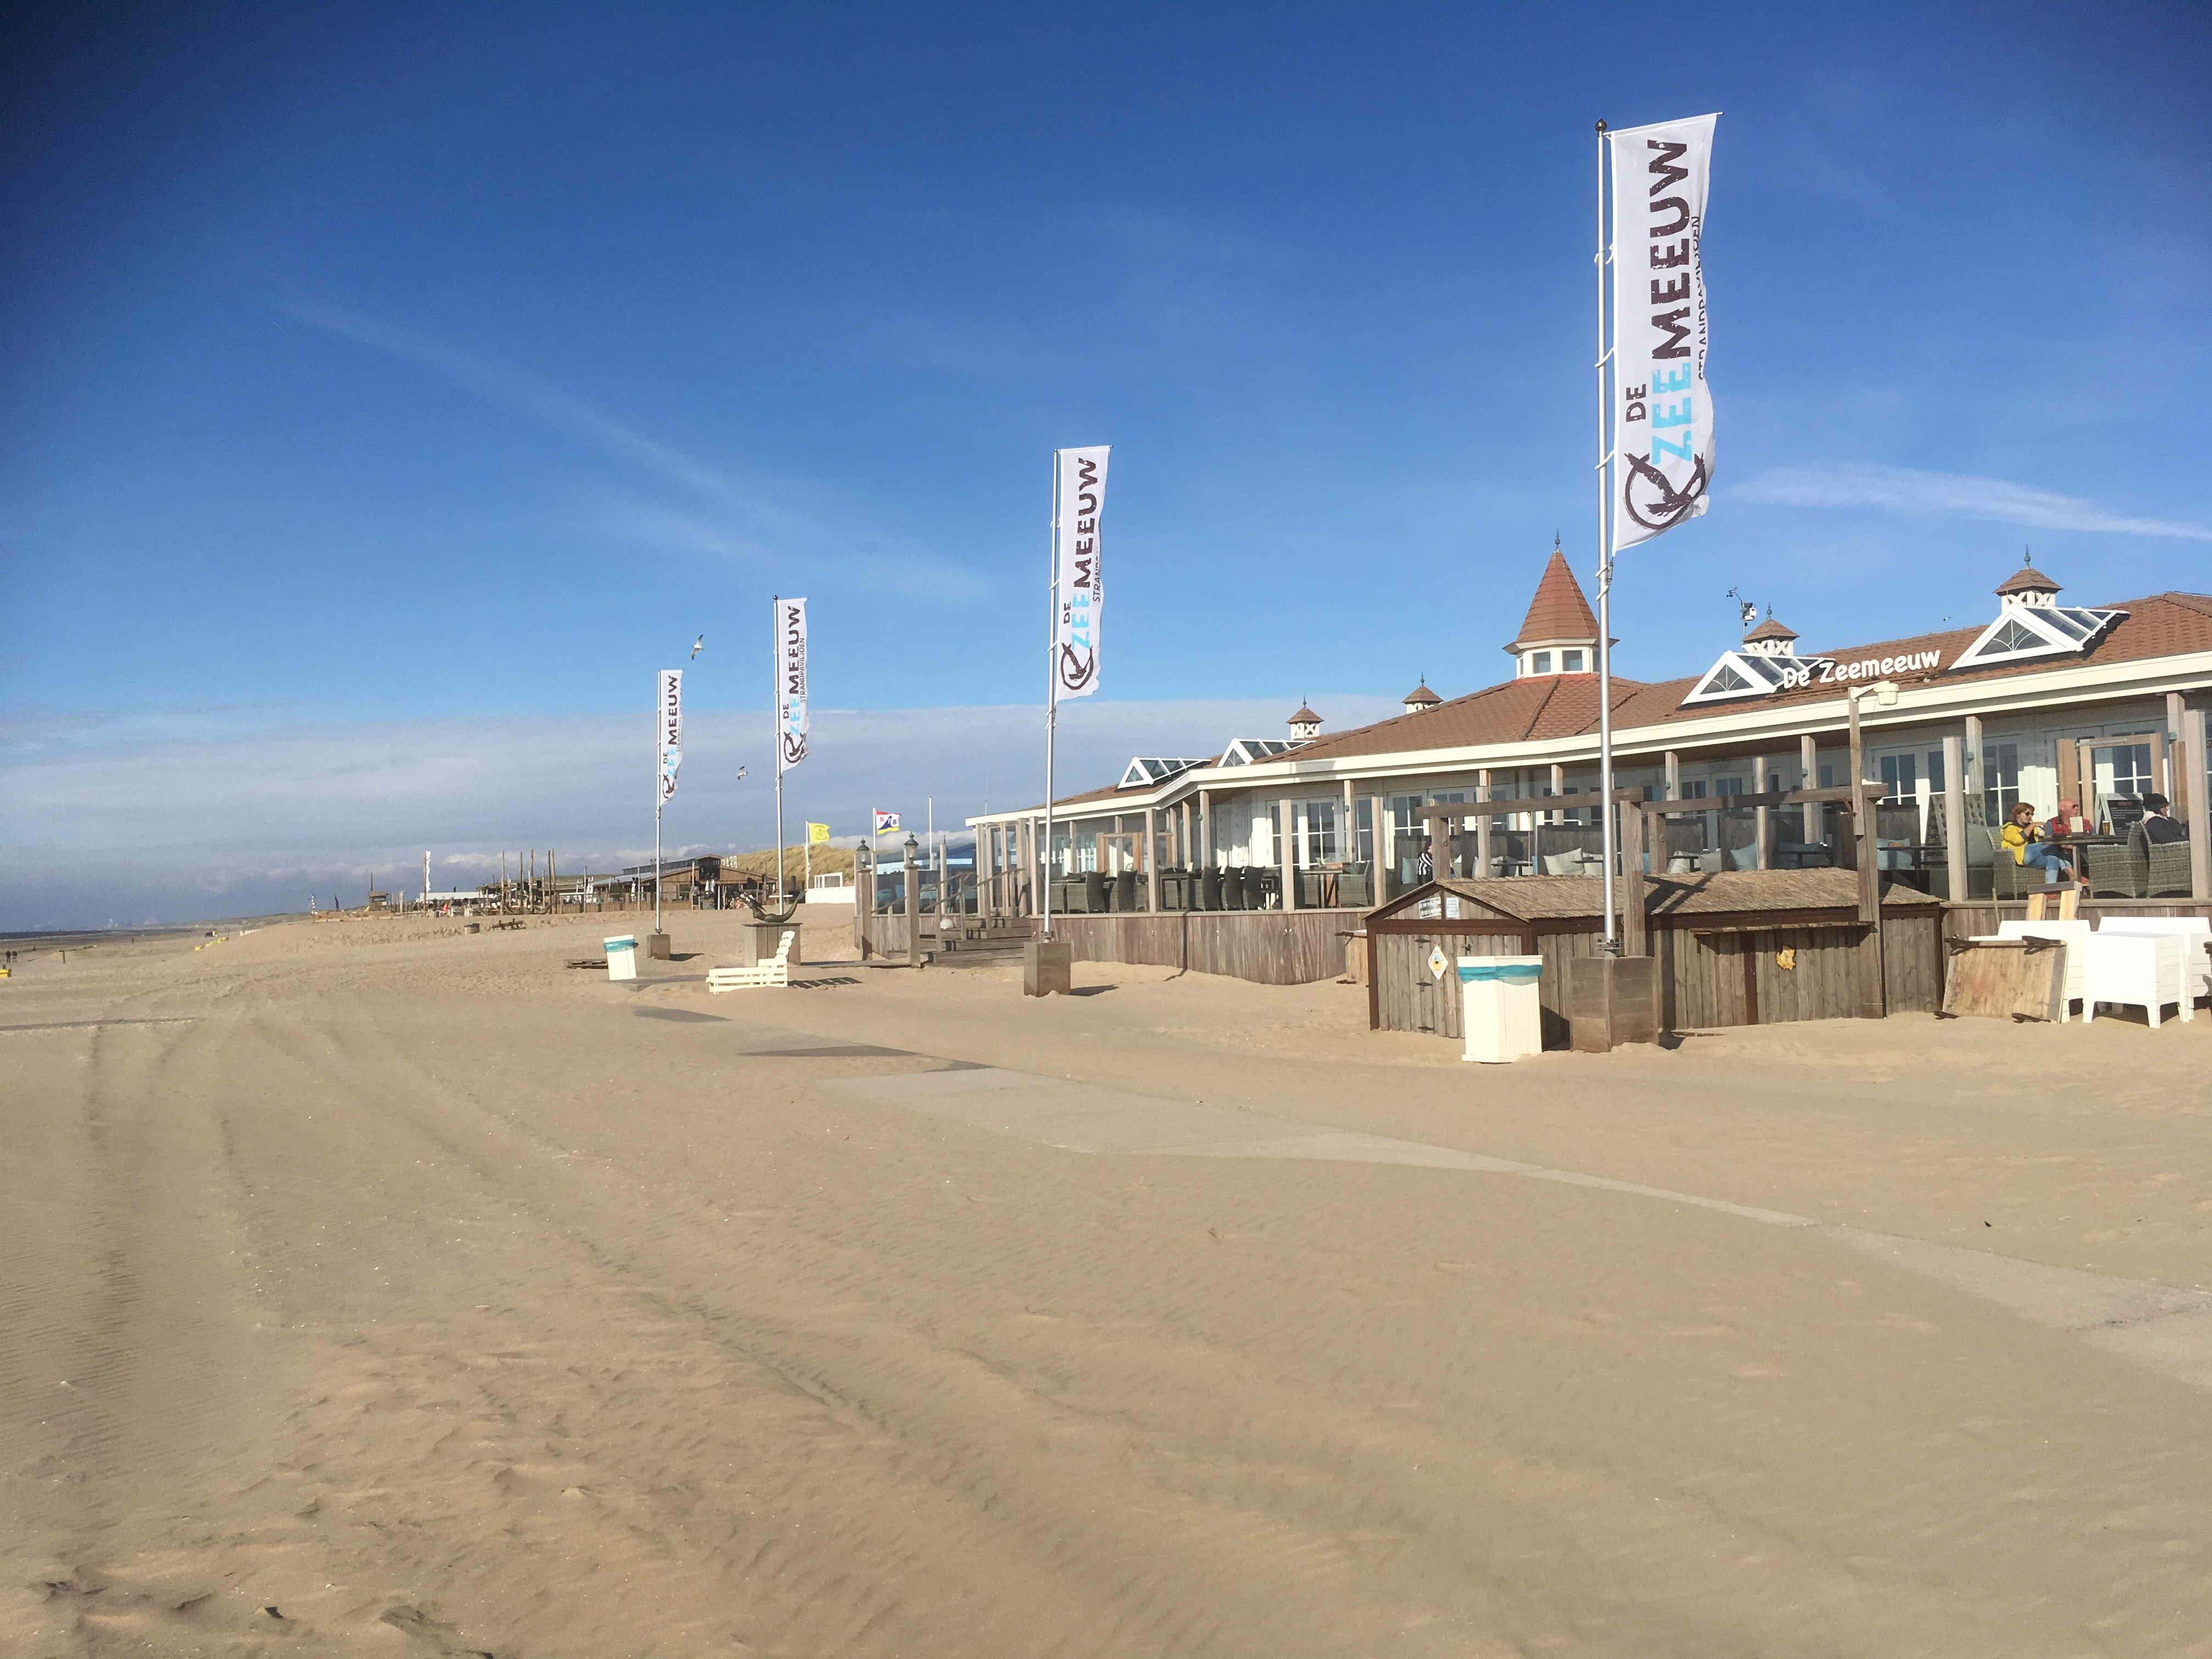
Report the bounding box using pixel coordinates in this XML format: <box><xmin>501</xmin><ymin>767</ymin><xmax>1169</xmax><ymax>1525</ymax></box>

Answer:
<box><xmin>4</xmin><ymin>2</ymin><xmax>2209</xmax><ymax>925</ymax></box>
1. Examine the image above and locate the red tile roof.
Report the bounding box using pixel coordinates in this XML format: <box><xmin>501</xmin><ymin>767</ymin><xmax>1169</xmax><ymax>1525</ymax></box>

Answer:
<box><xmin>1506</xmin><ymin>549</ymin><xmax>1599</xmax><ymax>650</ymax></box>
<box><xmin>1995</xmin><ymin>562</ymin><xmax>2062</xmax><ymax>596</ymax></box>
<box><xmin>1289</xmin><ymin>590</ymin><xmax>2212</xmax><ymax>763</ymax></box>
<box><xmin>1743</xmin><ymin>616</ymin><xmax>1798</xmax><ymax>643</ymax></box>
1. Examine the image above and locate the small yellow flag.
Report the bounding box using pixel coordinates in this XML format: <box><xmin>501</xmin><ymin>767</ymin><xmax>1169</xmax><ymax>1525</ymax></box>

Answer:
<box><xmin>807</xmin><ymin>822</ymin><xmax>831</xmax><ymax>844</ymax></box>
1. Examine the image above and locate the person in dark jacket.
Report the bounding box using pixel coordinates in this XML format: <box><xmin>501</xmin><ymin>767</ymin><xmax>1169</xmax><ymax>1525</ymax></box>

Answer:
<box><xmin>2136</xmin><ymin>793</ymin><xmax>2187</xmax><ymax>845</ymax></box>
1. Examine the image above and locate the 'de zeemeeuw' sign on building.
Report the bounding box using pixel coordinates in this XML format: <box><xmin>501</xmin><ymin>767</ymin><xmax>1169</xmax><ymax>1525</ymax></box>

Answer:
<box><xmin>1610</xmin><ymin>113</ymin><xmax>1717</xmax><ymax>555</ymax></box>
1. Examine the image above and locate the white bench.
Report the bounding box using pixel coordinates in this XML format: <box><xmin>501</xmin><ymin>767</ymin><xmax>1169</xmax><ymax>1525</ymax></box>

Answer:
<box><xmin>707</xmin><ymin>929</ymin><xmax>795</xmax><ymax>991</ymax></box>
<box><xmin>2081</xmin><ymin>932</ymin><xmax>2192</xmax><ymax>1028</ymax></box>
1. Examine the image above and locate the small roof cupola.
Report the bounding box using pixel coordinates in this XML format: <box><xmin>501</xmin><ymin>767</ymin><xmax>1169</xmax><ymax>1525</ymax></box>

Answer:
<box><xmin>1506</xmin><ymin>540</ymin><xmax>1600</xmax><ymax>678</ymax></box>
<box><xmin>1287</xmin><ymin>702</ymin><xmax>1323</xmax><ymax>740</ymax></box>
<box><xmin>1741</xmin><ymin>611</ymin><xmax>1798</xmax><ymax>658</ymax></box>
<box><xmin>1995</xmin><ymin>551</ymin><xmax>2063</xmax><ymax>610</ymax></box>
<box><xmin>1401</xmin><ymin>681</ymin><xmax>1441</xmax><ymax>715</ymax></box>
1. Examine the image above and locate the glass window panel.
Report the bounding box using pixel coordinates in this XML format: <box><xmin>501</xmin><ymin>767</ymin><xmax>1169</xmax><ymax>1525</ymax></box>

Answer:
<box><xmin>1562</xmin><ymin>650</ymin><xmax>1584</xmax><ymax>672</ymax></box>
<box><xmin>1532</xmin><ymin>651</ymin><xmax>1552</xmax><ymax>673</ymax></box>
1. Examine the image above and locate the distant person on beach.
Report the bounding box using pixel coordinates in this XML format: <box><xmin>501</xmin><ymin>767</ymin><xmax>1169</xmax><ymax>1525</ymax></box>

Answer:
<box><xmin>2001</xmin><ymin>800</ymin><xmax>2070</xmax><ymax>883</ymax></box>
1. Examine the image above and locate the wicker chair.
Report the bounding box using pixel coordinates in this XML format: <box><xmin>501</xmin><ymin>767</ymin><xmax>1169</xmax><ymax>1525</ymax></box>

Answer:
<box><xmin>2083</xmin><ymin>841</ymin><xmax>2147</xmax><ymax>899</ymax></box>
<box><xmin>2145</xmin><ymin>839</ymin><xmax>2193</xmax><ymax>899</ymax></box>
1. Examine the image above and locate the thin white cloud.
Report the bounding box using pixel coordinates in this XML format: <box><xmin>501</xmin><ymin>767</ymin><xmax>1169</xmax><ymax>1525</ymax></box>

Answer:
<box><xmin>283</xmin><ymin>302</ymin><xmax>985</xmax><ymax>596</ymax></box>
<box><xmin>284</xmin><ymin>300</ymin><xmax>759</xmax><ymax>506</ymax></box>
<box><xmin>1733</xmin><ymin>462</ymin><xmax>2212</xmax><ymax>542</ymax></box>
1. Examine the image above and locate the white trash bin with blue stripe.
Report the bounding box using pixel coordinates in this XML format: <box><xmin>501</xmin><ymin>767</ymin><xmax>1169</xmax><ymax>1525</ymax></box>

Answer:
<box><xmin>1457</xmin><ymin>955</ymin><xmax>1543</xmax><ymax>1063</ymax></box>
<box><xmin>603</xmin><ymin>934</ymin><xmax>639</xmax><ymax>981</ymax></box>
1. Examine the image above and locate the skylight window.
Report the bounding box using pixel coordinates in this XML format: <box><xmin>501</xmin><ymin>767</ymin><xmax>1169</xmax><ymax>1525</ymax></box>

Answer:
<box><xmin>1116</xmin><ymin>757</ymin><xmax>1210</xmax><ymax>789</ymax></box>
<box><xmin>1218</xmin><ymin>738</ymin><xmax>1305</xmax><ymax>768</ymax></box>
<box><xmin>1949</xmin><ymin>606</ymin><xmax>2125</xmax><ymax>673</ymax></box>
<box><xmin>1679</xmin><ymin>649</ymin><xmax>1833</xmax><ymax>708</ymax></box>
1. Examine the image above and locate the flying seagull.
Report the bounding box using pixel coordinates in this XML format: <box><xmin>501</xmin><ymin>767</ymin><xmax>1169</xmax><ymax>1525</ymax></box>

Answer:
<box><xmin>690</xmin><ymin>634</ymin><xmax>704</xmax><ymax>659</ymax></box>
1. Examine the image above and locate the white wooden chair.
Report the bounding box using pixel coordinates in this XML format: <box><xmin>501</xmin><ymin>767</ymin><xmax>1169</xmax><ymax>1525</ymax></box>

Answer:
<box><xmin>2081</xmin><ymin>932</ymin><xmax>2191</xmax><ymax>1028</ymax></box>
<box><xmin>1992</xmin><ymin>919</ymin><xmax>2092</xmax><ymax>1021</ymax></box>
<box><xmin>707</xmin><ymin>929</ymin><xmax>795</xmax><ymax>992</ymax></box>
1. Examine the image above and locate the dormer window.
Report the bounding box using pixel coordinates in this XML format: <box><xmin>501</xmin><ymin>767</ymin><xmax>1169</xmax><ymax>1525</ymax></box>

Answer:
<box><xmin>1949</xmin><ymin>603</ymin><xmax>2125</xmax><ymax>672</ymax></box>
<box><xmin>1679</xmin><ymin>647</ymin><xmax>1836</xmax><ymax>707</ymax></box>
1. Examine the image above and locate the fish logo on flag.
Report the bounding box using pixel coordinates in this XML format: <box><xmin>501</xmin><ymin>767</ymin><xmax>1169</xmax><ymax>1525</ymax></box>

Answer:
<box><xmin>777</xmin><ymin>597</ymin><xmax>809</xmax><ymax>769</ymax></box>
<box><xmin>874</xmin><ymin>809</ymin><xmax>900</xmax><ymax>834</ymax></box>
<box><xmin>1053</xmin><ymin>446</ymin><xmax>1110</xmax><ymax>698</ymax></box>
<box><xmin>1610</xmin><ymin>114</ymin><xmax>1718</xmax><ymax>553</ymax></box>
<box><xmin>658</xmin><ymin>669</ymin><xmax>683</xmax><ymax>803</ymax></box>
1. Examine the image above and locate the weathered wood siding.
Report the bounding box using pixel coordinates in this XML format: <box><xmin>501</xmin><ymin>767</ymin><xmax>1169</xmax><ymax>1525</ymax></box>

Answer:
<box><xmin>1882</xmin><ymin>913</ymin><xmax>1944</xmax><ymax>1014</ymax></box>
<box><xmin>1052</xmin><ymin>909</ymin><xmax>1362</xmax><ymax>986</ymax></box>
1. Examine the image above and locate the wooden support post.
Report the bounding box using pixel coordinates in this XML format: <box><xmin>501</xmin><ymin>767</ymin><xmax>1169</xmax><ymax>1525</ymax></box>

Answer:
<box><xmin>1963</xmin><ymin>715</ymin><xmax>1984</xmax><ymax>818</ymax></box>
<box><xmin>1754</xmin><ymin>804</ymin><xmax>1770</xmax><ymax>871</ymax></box>
<box><xmin>1622</xmin><ymin>805</ymin><xmax>1648</xmax><ymax>957</ymax></box>
<box><xmin>1800</xmin><ymin>734</ymin><xmax>1819</xmax><ymax>843</ymax></box>
<box><xmin>1475</xmin><ymin>767</ymin><xmax>1493</xmax><ymax>879</ymax></box>
<box><xmin>1663</xmin><ymin>751</ymin><xmax>1680</xmax><ymax>802</ymax></box>
<box><xmin>1279</xmin><ymin>797</ymin><xmax>1297</xmax><ymax>910</ymax></box>
<box><xmin>1942</xmin><ymin>732</ymin><xmax>1966</xmax><ymax>902</ymax></box>
<box><xmin>2185</xmin><ymin>705</ymin><xmax>2211</xmax><ymax>901</ymax></box>
<box><xmin>1198</xmin><ymin>789</ymin><xmax>1213</xmax><ymax>870</ymax></box>
<box><xmin>1145</xmin><ymin>807</ymin><xmax>1159</xmax><ymax>913</ymax></box>
<box><xmin>904</xmin><ymin>839</ymin><xmax>922</xmax><ymax>968</ymax></box>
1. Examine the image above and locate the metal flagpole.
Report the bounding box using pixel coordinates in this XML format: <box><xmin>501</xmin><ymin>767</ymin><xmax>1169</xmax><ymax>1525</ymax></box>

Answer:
<box><xmin>653</xmin><ymin>708</ymin><xmax>663</xmax><ymax>935</ymax></box>
<box><xmin>1042</xmin><ymin>450</ymin><xmax>1059</xmax><ymax>942</ymax></box>
<box><xmin>1594</xmin><ymin>117</ymin><xmax>1620</xmax><ymax>953</ymax></box>
<box><xmin>773</xmin><ymin>594</ymin><xmax>786</xmax><ymax>906</ymax></box>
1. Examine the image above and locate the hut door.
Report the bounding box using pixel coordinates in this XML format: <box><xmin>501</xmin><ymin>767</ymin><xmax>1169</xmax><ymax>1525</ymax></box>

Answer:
<box><xmin>1686</xmin><ymin>932</ymin><xmax>1752</xmax><ymax>1027</ymax></box>
<box><xmin>1398</xmin><ymin>932</ymin><xmax>1463</xmax><ymax>1037</ymax></box>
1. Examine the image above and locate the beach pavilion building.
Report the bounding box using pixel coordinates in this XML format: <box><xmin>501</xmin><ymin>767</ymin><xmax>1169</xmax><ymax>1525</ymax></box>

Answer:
<box><xmin>964</xmin><ymin>547</ymin><xmax>2212</xmax><ymax>984</ymax></box>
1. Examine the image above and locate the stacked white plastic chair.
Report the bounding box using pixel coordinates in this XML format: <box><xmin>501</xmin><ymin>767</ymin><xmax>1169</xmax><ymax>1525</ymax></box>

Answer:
<box><xmin>2081</xmin><ymin>930</ymin><xmax>2191</xmax><ymax>1028</ymax></box>
<box><xmin>708</xmin><ymin>929</ymin><xmax>796</xmax><ymax>992</ymax></box>
<box><xmin>2094</xmin><ymin>916</ymin><xmax>2211</xmax><ymax>1011</ymax></box>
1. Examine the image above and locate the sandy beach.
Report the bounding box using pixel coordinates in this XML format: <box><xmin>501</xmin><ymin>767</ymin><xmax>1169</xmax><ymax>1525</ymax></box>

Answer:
<box><xmin>5</xmin><ymin>909</ymin><xmax>2211</xmax><ymax>1658</ymax></box>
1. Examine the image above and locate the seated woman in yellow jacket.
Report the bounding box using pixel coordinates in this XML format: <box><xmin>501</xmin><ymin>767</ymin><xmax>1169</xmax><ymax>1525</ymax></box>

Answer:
<box><xmin>2000</xmin><ymin>800</ymin><xmax>2070</xmax><ymax>884</ymax></box>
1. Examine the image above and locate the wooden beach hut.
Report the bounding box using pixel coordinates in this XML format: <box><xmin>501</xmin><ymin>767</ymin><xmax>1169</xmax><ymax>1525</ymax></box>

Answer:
<box><xmin>1364</xmin><ymin>869</ymin><xmax>1946</xmax><ymax>1046</ymax></box>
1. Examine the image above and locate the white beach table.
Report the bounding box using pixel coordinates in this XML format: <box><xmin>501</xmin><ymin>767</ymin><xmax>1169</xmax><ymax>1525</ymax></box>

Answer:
<box><xmin>2081</xmin><ymin>932</ymin><xmax>2191</xmax><ymax>1028</ymax></box>
<box><xmin>2095</xmin><ymin>916</ymin><xmax>2211</xmax><ymax>1008</ymax></box>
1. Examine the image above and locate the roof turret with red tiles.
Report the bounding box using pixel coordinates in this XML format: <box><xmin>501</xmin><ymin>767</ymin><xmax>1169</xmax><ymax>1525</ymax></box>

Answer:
<box><xmin>1505</xmin><ymin>544</ymin><xmax>1599</xmax><ymax>656</ymax></box>
<box><xmin>1401</xmin><ymin>682</ymin><xmax>1441</xmax><ymax>713</ymax></box>
<box><xmin>1288</xmin><ymin>704</ymin><xmax>1323</xmax><ymax>738</ymax></box>
<box><xmin>1995</xmin><ymin>553</ymin><xmax>2062</xmax><ymax>603</ymax></box>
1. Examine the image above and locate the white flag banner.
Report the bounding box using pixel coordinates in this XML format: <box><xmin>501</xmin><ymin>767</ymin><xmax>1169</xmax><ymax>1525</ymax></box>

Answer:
<box><xmin>1052</xmin><ymin>445</ymin><xmax>1110</xmax><ymax>699</ymax></box>
<box><xmin>777</xmin><ymin>596</ymin><xmax>809</xmax><ymax>771</ymax></box>
<box><xmin>1610</xmin><ymin>113</ymin><xmax>1717</xmax><ymax>554</ymax></box>
<box><xmin>658</xmin><ymin>668</ymin><xmax>682</xmax><ymax>803</ymax></box>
